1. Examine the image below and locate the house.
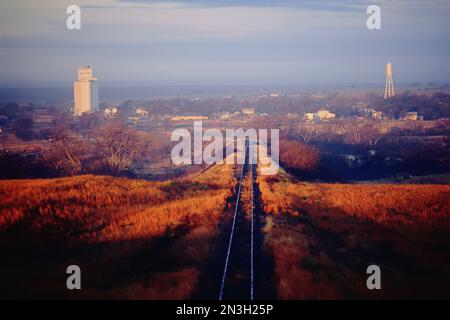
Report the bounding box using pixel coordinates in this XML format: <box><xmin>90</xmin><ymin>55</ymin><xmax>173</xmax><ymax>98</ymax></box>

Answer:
<box><xmin>304</xmin><ymin>113</ymin><xmax>314</xmax><ymax>121</ymax></box>
<box><xmin>371</xmin><ymin>110</ymin><xmax>383</xmax><ymax>120</ymax></box>
<box><xmin>135</xmin><ymin>108</ymin><xmax>149</xmax><ymax>117</ymax></box>
<box><xmin>403</xmin><ymin>112</ymin><xmax>419</xmax><ymax>121</ymax></box>
<box><xmin>315</xmin><ymin>109</ymin><xmax>336</xmax><ymax>120</ymax></box>
<box><xmin>219</xmin><ymin>112</ymin><xmax>231</xmax><ymax>120</ymax></box>
<box><xmin>171</xmin><ymin>115</ymin><xmax>208</xmax><ymax>121</ymax></box>
<box><xmin>241</xmin><ymin>108</ymin><xmax>256</xmax><ymax>115</ymax></box>
<box><xmin>104</xmin><ymin>107</ymin><xmax>118</xmax><ymax>117</ymax></box>
<box><xmin>361</xmin><ymin>108</ymin><xmax>383</xmax><ymax>119</ymax></box>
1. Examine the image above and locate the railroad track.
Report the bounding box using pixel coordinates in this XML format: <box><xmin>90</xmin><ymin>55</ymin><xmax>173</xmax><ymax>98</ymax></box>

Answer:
<box><xmin>218</xmin><ymin>140</ymin><xmax>259</xmax><ymax>300</ymax></box>
<box><xmin>194</xmin><ymin>140</ymin><xmax>275</xmax><ymax>300</ymax></box>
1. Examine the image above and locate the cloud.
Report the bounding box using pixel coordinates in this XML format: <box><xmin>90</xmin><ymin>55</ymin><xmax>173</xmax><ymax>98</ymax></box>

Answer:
<box><xmin>3</xmin><ymin>0</ymin><xmax>448</xmax><ymax>47</ymax></box>
<box><xmin>0</xmin><ymin>0</ymin><xmax>363</xmax><ymax>47</ymax></box>
<box><xmin>119</xmin><ymin>0</ymin><xmax>373</xmax><ymax>11</ymax></box>
<box><xmin>1</xmin><ymin>0</ymin><xmax>449</xmax><ymax>86</ymax></box>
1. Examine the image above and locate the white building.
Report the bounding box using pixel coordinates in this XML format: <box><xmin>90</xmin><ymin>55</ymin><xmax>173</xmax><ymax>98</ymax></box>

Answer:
<box><xmin>104</xmin><ymin>107</ymin><xmax>118</xmax><ymax>118</ymax></box>
<box><xmin>304</xmin><ymin>109</ymin><xmax>335</xmax><ymax>121</ymax></box>
<box><xmin>403</xmin><ymin>112</ymin><xmax>421</xmax><ymax>121</ymax></box>
<box><xmin>241</xmin><ymin>108</ymin><xmax>256</xmax><ymax>115</ymax></box>
<box><xmin>315</xmin><ymin>109</ymin><xmax>336</xmax><ymax>120</ymax></box>
<box><xmin>74</xmin><ymin>67</ymin><xmax>99</xmax><ymax>116</ymax></box>
<box><xmin>136</xmin><ymin>108</ymin><xmax>149</xmax><ymax>117</ymax></box>
<box><xmin>304</xmin><ymin>113</ymin><xmax>314</xmax><ymax>121</ymax></box>
<box><xmin>367</xmin><ymin>109</ymin><xmax>383</xmax><ymax>120</ymax></box>
<box><xmin>171</xmin><ymin>115</ymin><xmax>208</xmax><ymax>121</ymax></box>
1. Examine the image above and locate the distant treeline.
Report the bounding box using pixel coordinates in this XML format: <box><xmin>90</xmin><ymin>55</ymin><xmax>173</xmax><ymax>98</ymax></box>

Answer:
<box><xmin>373</xmin><ymin>92</ymin><xmax>450</xmax><ymax>120</ymax></box>
<box><xmin>1</xmin><ymin>91</ymin><xmax>450</xmax><ymax>121</ymax></box>
<box><xmin>116</xmin><ymin>91</ymin><xmax>450</xmax><ymax>120</ymax></box>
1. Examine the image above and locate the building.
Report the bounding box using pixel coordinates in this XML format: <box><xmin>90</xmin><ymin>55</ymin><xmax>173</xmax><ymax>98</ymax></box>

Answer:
<box><xmin>304</xmin><ymin>113</ymin><xmax>314</xmax><ymax>121</ymax></box>
<box><xmin>104</xmin><ymin>107</ymin><xmax>118</xmax><ymax>118</ymax></box>
<box><xmin>74</xmin><ymin>67</ymin><xmax>99</xmax><ymax>116</ymax></box>
<box><xmin>304</xmin><ymin>109</ymin><xmax>336</xmax><ymax>121</ymax></box>
<box><xmin>219</xmin><ymin>112</ymin><xmax>231</xmax><ymax>120</ymax></box>
<box><xmin>135</xmin><ymin>108</ymin><xmax>149</xmax><ymax>117</ymax></box>
<box><xmin>403</xmin><ymin>112</ymin><xmax>419</xmax><ymax>121</ymax></box>
<box><xmin>315</xmin><ymin>109</ymin><xmax>336</xmax><ymax>120</ymax></box>
<box><xmin>171</xmin><ymin>115</ymin><xmax>208</xmax><ymax>121</ymax></box>
<box><xmin>384</xmin><ymin>62</ymin><xmax>394</xmax><ymax>99</ymax></box>
<box><xmin>241</xmin><ymin>108</ymin><xmax>256</xmax><ymax>115</ymax></box>
<box><xmin>359</xmin><ymin>107</ymin><xmax>383</xmax><ymax>120</ymax></box>
<box><xmin>371</xmin><ymin>110</ymin><xmax>383</xmax><ymax>120</ymax></box>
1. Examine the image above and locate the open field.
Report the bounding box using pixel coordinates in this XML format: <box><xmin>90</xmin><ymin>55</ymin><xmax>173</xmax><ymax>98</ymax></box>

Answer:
<box><xmin>258</xmin><ymin>170</ymin><xmax>450</xmax><ymax>299</ymax></box>
<box><xmin>0</xmin><ymin>164</ymin><xmax>236</xmax><ymax>299</ymax></box>
<box><xmin>1</xmin><ymin>158</ymin><xmax>450</xmax><ymax>299</ymax></box>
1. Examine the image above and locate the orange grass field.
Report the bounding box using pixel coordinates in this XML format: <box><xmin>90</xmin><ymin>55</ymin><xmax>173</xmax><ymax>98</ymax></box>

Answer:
<box><xmin>0</xmin><ymin>164</ymin><xmax>236</xmax><ymax>299</ymax></box>
<box><xmin>258</xmin><ymin>170</ymin><xmax>450</xmax><ymax>299</ymax></box>
<box><xmin>1</xmin><ymin>161</ymin><xmax>450</xmax><ymax>299</ymax></box>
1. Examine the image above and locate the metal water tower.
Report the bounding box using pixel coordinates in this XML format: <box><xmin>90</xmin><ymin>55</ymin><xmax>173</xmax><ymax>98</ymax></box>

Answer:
<box><xmin>384</xmin><ymin>62</ymin><xmax>394</xmax><ymax>99</ymax></box>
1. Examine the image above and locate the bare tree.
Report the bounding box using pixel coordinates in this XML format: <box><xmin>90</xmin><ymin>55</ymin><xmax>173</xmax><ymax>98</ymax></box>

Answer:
<box><xmin>345</xmin><ymin>119</ymin><xmax>364</xmax><ymax>144</ymax></box>
<box><xmin>294</xmin><ymin>124</ymin><xmax>321</xmax><ymax>144</ymax></box>
<box><xmin>321</xmin><ymin>122</ymin><xmax>345</xmax><ymax>143</ymax></box>
<box><xmin>46</xmin><ymin>129</ymin><xmax>91</xmax><ymax>175</ymax></box>
<box><xmin>93</xmin><ymin>124</ymin><xmax>146</xmax><ymax>175</ymax></box>
<box><xmin>387</xmin><ymin>126</ymin><xmax>402</xmax><ymax>145</ymax></box>
<box><xmin>404</xmin><ymin>122</ymin><xmax>425</xmax><ymax>137</ymax></box>
<box><xmin>361</xmin><ymin>122</ymin><xmax>384</xmax><ymax>147</ymax></box>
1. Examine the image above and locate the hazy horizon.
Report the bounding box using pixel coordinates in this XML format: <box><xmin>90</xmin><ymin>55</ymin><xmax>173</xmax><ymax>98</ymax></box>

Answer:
<box><xmin>2</xmin><ymin>81</ymin><xmax>449</xmax><ymax>104</ymax></box>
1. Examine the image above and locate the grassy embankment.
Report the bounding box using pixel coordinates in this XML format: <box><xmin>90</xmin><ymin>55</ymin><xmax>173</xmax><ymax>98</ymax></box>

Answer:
<box><xmin>0</xmin><ymin>164</ymin><xmax>236</xmax><ymax>299</ymax></box>
<box><xmin>258</xmin><ymin>168</ymin><xmax>450</xmax><ymax>299</ymax></box>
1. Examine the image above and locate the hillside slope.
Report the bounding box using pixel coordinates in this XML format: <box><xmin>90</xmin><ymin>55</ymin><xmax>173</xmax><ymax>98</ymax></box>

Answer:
<box><xmin>0</xmin><ymin>165</ymin><xmax>236</xmax><ymax>299</ymax></box>
<box><xmin>258</xmin><ymin>171</ymin><xmax>450</xmax><ymax>299</ymax></box>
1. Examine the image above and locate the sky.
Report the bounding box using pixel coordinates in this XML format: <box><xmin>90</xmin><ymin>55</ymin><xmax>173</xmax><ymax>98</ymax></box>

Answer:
<box><xmin>0</xmin><ymin>0</ymin><xmax>449</xmax><ymax>88</ymax></box>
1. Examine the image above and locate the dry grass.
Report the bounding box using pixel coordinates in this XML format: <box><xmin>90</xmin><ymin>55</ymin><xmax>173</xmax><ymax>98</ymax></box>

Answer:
<box><xmin>240</xmin><ymin>170</ymin><xmax>253</xmax><ymax>220</ymax></box>
<box><xmin>0</xmin><ymin>164</ymin><xmax>236</xmax><ymax>299</ymax></box>
<box><xmin>258</xmin><ymin>169</ymin><xmax>450</xmax><ymax>299</ymax></box>
<box><xmin>259</xmin><ymin>175</ymin><xmax>450</xmax><ymax>226</ymax></box>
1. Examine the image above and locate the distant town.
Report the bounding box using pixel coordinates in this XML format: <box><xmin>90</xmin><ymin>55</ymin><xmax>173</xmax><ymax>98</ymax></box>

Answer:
<box><xmin>0</xmin><ymin>66</ymin><xmax>449</xmax><ymax>183</ymax></box>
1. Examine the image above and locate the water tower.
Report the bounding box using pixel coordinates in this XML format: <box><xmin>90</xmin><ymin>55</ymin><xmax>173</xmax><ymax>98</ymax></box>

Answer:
<box><xmin>384</xmin><ymin>62</ymin><xmax>394</xmax><ymax>99</ymax></box>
